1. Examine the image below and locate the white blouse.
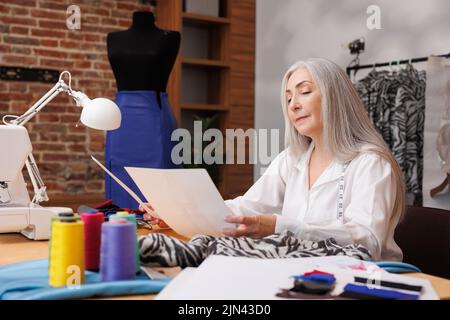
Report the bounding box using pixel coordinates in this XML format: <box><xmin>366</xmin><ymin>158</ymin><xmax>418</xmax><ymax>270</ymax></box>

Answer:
<box><xmin>224</xmin><ymin>142</ymin><xmax>403</xmax><ymax>261</ymax></box>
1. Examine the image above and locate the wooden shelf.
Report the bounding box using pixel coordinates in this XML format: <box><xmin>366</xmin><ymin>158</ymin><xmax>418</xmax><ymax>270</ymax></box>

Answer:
<box><xmin>182</xmin><ymin>12</ymin><xmax>230</xmax><ymax>27</ymax></box>
<box><xmin>182</xmin><ymin>57</ymin><xmax>230</xmax><ymax>68</ymax></box>
<box><xmin>181</xmin><ymin>103</ymin><xmax>230</xmax><ymax>111</ymax></box>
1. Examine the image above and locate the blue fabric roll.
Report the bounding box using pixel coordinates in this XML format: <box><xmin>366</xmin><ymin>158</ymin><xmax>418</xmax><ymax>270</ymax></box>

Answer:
<box><xmin>0</xmin><ymin>259</ymin><xmax>170</xmax><ymax>300</ymax></box>
<box><xmin>105</xmin><ymin>90</ymin><xmax>179</xmax><ymax>209</ymax></box>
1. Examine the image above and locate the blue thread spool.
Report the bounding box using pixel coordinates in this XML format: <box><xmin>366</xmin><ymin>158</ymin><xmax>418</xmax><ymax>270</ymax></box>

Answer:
<box><xmin>100</xmin><ymin>219</ymin><xmax>136</xmax><ymax>282</ymax></box>
<box><xmin>108</xmin><ymin>212</ymin><xmax>140</xmax><ymax>273</ymax></box>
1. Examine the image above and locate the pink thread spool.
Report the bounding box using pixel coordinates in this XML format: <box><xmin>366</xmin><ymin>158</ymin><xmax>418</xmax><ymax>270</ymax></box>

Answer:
<box><xmin>81</xmin><ymin>212</ymin><xmax>104</xmax><ymax>271</ymax></box>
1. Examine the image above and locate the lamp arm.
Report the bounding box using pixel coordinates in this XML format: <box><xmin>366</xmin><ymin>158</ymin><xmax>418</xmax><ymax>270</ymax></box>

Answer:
<box><xmin>12</xmin><ymin>80</ymin><xmax>71</xmax><ymax>127</ymax></box>
<box><xmin>8</xmin><ymin>79</ymin><xmax>69</xmax><ymax>204</ymax></box>
<box><xmin>4</xmin><ymin>72</ymin><xmax>91</xmax><ymax>205</ymax></box>
<box><xmin>25</xmin><ymin>153</ymin><xmax>49</xmax><ymax>204</ymax></box>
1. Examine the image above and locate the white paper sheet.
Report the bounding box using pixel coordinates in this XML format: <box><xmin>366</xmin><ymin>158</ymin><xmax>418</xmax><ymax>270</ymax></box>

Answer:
<box><xmin>159</xmin><ymin>255</ymin><xmax>438</xmax><ymax>300</ymax></box>
<box><xmin>155</xmin><ymin>267</ymin><xmax>198</xmax><ymax>300</ymax></box>
<box><xmin>125</xmin><ymin>167</ymin><xmax>235</xmax><ymax>237</ymax></box>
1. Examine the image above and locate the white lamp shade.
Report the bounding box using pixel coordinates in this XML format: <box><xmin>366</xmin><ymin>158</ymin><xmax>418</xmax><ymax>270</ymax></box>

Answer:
<box><xmin>80</xmin><ymin>98</ymin><xmax>121</xmax><ymax>130</ymax></box>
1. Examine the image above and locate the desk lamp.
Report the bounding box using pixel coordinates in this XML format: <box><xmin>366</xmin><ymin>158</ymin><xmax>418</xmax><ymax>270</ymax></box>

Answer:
<box><xmin>0</xmin><ymin>71</ymin><xmax>121</xmax><ymax>240</ymax></box>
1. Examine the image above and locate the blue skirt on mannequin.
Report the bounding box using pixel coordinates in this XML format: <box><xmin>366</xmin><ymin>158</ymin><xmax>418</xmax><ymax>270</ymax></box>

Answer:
<box><xmin>105</xmin><ymin>91</ymin><xmax>179</xmax><ymax>209</ymax></box>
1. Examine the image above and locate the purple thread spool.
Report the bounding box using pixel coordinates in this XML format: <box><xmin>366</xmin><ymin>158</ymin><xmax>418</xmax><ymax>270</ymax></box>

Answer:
<box><xmin>100</xmin><ymin>219</ymin><xmax>136</xmax><ymax>282</ymax></box>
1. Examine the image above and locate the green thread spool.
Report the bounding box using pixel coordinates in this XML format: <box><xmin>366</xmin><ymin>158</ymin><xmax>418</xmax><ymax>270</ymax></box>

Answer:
<box><xmin>108</xmin><ymin>212</ymin><xmax>140</xmax><ymax>273</ymax></box>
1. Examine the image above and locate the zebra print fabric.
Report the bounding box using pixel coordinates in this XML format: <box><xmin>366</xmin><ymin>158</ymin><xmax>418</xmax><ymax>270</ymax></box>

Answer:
<box><xmin>355</xmin><ymin>64</ymin><xmax>426</xmax><ymax>206</ymax></box>
<box><xmin>138</xmin><ymin>231</ymin><xmax>372</xmax><ymax>268</ymax></box>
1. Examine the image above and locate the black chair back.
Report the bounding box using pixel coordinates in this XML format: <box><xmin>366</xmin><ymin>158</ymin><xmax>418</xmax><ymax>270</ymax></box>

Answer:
<box><xmin>394</xmin><ymin>206</ymin><xmax>450</xmax><ymax>279</ymax></box>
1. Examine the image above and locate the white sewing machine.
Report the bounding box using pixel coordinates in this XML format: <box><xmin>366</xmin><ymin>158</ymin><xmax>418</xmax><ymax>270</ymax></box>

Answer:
<box><xmin>0</xmin><ymin>71</ymin><xmax>121</xmax><ymax>240</ymax></box>
<box><xmin>0</xmin><ymin>125</ymin><xmax>72</xmax><ymax>240</ymax></box>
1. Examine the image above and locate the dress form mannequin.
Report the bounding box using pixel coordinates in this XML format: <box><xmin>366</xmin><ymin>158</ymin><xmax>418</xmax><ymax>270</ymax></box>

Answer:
<box><xmin>105</xmin><ymin>10</ymin><xmax>181</xmax><ymax>209</ymax></box>
<box><xmin>107</xmin><ymin>11</ymin><xmax>180</xmax><ymax>92</ymax></box>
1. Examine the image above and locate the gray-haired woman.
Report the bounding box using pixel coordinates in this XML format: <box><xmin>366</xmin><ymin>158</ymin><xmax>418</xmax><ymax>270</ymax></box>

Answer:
<box><xmin>223</xmin><ymin>58</ymin><xmax>405</xmax><ymax>261</ymax></box>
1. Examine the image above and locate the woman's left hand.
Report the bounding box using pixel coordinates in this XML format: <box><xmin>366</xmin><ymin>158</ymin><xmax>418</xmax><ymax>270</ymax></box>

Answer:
<box><xmin>222</xmin><ymin>214</ymin><xmax>277</xmax><ymax>239</ymax></box>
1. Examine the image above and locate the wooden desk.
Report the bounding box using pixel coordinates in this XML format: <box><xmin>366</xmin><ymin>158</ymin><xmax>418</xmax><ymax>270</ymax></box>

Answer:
<box><xmin>1</xmin><ymin>229</ymin><xmax>449</xmax><ymax>300</ymax></box>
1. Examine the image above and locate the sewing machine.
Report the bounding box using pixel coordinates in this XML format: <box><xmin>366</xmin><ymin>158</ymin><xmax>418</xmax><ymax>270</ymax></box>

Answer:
<box><xmin>0</xmin><ymin>125</ymin><xmax>71</xmax><ymax>240</ymax></box>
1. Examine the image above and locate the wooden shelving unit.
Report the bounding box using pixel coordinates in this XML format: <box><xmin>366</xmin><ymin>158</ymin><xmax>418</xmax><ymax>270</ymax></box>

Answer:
<box><xmin>156</xmin><ymin>0</ymin><xmax>255</xmax><ymax>199</ymax></box>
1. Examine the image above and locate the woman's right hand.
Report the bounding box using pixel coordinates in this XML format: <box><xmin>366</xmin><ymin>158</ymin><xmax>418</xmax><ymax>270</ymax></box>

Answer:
<box><xmin>139</xmin><ymin>202</ymin><xmax>155</xmax><ymax>220</ymax></box>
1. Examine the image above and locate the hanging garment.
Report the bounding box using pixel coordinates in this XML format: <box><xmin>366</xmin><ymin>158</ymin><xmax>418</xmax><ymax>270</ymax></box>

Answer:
<box><xmin>138</xmin><ymin>230</ymin><xmax>372</xmax><ymax>268</ymax></box>
<box><xmin>355</xmin><ymin>70</ymin><xmax>397</xmax><ymax>147</ymax></box>
<box><xmin>105</xmin><ymin>91</ymin><xmax>179</xmax><ymax>209</ymax></box>
<box><xmin>423</xmin><ymin>57</ymin><xmax>450</xmax><ymax>209</ymax></box>
<box><xmin>394</xmin><ymin>66</ymin><xmax>426</xmax><ymax>205</ymax></box>
<box><xmin>355</xmin><ymin>65</ymin><xmax>426</xmax><ymax>206</ymax></box>
<box><xmin>390</xmin><ymin>83</ymin><xmax>407</xmax><ymax>172</ymax></box>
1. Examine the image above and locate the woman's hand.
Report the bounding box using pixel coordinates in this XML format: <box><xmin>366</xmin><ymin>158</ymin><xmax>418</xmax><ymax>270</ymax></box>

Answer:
<box><xmin>222</xmin><ymin>214</ymin><xmax>277</xmax><ymax>239</ymax></box>
<box><xmin>139</xmin><ymin>202</ymin><xmax>155</xmax><ymax>221</ymax></box>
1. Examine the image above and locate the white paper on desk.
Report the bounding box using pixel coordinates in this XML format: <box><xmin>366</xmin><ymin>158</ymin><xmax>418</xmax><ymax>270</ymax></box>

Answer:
<box><xmin>163</xmin><ymin>255</ymin><xmax>439</xmax><ymax>300</ymax></box>
<box><xmin>125</xmin><ymin>167</ymin><xmax>235</xmax><ymax>237</ymax></box>
<box><xmin>155</xmin><ymin>267</ymin><xmax>198</xmax><ymax>300</ymax></box>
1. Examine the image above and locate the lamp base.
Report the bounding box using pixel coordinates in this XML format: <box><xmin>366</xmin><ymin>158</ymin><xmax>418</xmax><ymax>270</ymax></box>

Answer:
<box><xmin>0</xmin><ymin>204</ymin><xmax>72</xmax><ymax>240</ymax></box>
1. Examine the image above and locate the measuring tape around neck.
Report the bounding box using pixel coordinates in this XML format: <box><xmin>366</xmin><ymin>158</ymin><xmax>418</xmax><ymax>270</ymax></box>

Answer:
<box><xmin>337</xmin><ymin>163</ymin><xmax>349</xmax><ymax>224</ymax></box>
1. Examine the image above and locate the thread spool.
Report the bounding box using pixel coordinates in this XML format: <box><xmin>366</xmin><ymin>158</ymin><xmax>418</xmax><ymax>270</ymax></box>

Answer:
<box><xmin>100</xmin><ymin>219</ymin><xmax>136</xmax><ymax>282</ymax></box>
<box><xmin>109</xmin><ymin>211</ymin><xmax>140</xmax><ymax>273</ymax></box>
<box><xmin>81</xmin><ymin>212</ymin><xmax>104</xmax><ymax>271</ymax></box>
<box><xmin>49</xmin><ymin>219</ymin><xmax>85</xmax><ymax>287</ymax></box>
<box><xmin>48</xmin><ymin>213</ymin><xmax>81</xmax><ymax>272</ymax></box>
<box><xmin>51</xmin><ymin>212</ymin><xmax>81</xmax><ymax>224</ymax></box>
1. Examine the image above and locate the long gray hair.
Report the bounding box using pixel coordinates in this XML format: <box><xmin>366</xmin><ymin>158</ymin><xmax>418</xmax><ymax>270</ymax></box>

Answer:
<box><xmin>280</xmin><ymin>58</ymin><xmax>406</xmax><ymax>221</ymax></box>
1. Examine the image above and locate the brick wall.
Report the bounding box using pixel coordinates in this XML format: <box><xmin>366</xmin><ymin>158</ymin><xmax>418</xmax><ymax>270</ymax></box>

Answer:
<box><xmin>0</xmin><ymin>0</ymin><xmax>150</xmax><ymax>199</ymax></box>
